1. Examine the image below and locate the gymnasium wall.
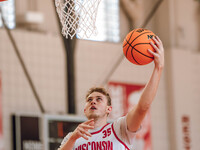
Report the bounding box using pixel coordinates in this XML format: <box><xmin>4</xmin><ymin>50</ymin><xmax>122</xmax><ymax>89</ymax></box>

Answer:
<box><xmin>0</xmin><ymin>29</ymin><xmax>67</xmax><ymax>150</ymax></box>
<box><xmin>166</xmin><ymin>49</ymin><xmax>200</xmax><ymax>150</ymax></box>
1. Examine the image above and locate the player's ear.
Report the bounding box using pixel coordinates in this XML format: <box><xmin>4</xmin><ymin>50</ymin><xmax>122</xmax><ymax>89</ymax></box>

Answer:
<box><xmin>106</xmin><ymin>106</ymin><xmax>112</xmax><ymax>116</ymax></box>
<box><xmin>106</xmin><ymin>106</ymin><xmax>112</xmax><ymax>113</ymax></box>
<box><xmin>83</xmin><ymin>108</ymin><xmax>87</xmax><ymax>115</ymax></box>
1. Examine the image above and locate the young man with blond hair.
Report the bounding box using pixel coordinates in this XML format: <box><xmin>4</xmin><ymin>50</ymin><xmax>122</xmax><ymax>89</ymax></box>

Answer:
<box><xmin>59</xmin><ymin>36</ymin><xmax>164</xmax><ymax>150</ymax></box>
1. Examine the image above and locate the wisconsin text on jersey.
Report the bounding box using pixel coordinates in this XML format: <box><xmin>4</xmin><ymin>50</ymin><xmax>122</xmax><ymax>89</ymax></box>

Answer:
<box><xmin>74</xmin><ymin>123</ymin><xmax>130</xmax><ymax>150</ymax></box>
<box><xmin>75</xmin><ymin>141</ymin><xmax>113</xmax><ymax>150</ymax></box>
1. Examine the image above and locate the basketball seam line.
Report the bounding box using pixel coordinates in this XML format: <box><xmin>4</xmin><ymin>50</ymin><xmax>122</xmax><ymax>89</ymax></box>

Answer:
<box><xmin>123</xmin><ymin>30</ymin><xmax>153</xmax><ymax>65</ymax></box>
<box><xmin>124</xmin><ymin>30</ymin><xmax>135</xmax><ymax>57</ymax></box>
<box><xmin>133</xmin><ymin>43</ymin><xmax>154</xmax><ymax>59</ymax></box>
<box><xmin>123</xmin><ymin>31</ymin><xmax>152</xmax><ymax>48</ymax></box>
<box><xmin>131</xmin><ymin>48</ymin><xmax>141</xmax><ymax>65</ymax></box>
<box><xmin>124</xmin><ymin>31</ymin><xmax>152</xmax><ymax>62</ymax></box>
<box><xmin>123</xmin><ymin>30</ymin><xmax>135</xmax><ymax>48</ymax></box>
<box><xmin>128</xmin><ymin>30</ymin><xmax>141</xmax><ymax>64</ymax></box>
<box><xmin>134</xmin><ymin>47</ymin><xmax>154</xmax><ymax>59</ymax></box>
<box><xmin>128</xmin><ymin>30</ymin><xmax>135</xmax><ymax>42</ymax></box>
<box><xmin>130</xmin><ymin>31</ymin><xmax>152</xmax><ymax>46</ymax></box>
<box><xmin>126</xmin><ymin>41</ymin><xmax>154</xmax><ymax>59</ymax></box>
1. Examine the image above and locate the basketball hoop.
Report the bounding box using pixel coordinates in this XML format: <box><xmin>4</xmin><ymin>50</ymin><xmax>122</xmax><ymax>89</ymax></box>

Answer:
<box><xmin>55</xmin><ymin>0</ymin><xmax>101</xmax><ymax>39</ymax></box>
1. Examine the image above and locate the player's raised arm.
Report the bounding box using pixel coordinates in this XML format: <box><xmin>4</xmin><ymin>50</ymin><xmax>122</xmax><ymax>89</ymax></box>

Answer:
<box><xmin>59</xmin><ymin>119</ymin><xmax>94</xmax><ymax>150</ymax></box>
<box><xmin>126</xmin><ymin>36</ymin><xmax>164</xmax><ymax>132</ymax></box>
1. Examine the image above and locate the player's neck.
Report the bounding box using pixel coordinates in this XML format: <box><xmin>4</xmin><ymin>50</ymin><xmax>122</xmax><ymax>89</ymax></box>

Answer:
<box><xmin>93</xmin><ymin>117</ymin><xmax>107</xmax><ymax>129</ymax></box>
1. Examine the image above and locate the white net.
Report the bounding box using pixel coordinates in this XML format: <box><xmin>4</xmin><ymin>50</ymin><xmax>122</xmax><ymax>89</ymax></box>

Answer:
<box><xmin>55</xmin><ymin>0</ymin><xmax>101</xmax><ymax>39</ymax></box>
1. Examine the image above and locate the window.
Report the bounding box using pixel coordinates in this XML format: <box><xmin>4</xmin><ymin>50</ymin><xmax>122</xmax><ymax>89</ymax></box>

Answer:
<box><xmin>78</xmin><ymin>0</ymin><xmax>120</xmax><ymax>42</ymax></box>
<box><xmin>0</xmin><ymin>0</ymin><xmax>15</xmax><ymax>29</ymax></box>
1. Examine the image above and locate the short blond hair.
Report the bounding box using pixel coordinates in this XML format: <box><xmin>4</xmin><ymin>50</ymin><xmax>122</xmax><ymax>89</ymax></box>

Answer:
<box><xmin>86</xmin><ymin>87</ymin><xmax>111</xmax><ymax>106</ymax></box>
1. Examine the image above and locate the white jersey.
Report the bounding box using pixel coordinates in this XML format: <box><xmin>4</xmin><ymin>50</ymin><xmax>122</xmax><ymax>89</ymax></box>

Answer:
<box><xmin>60</xmin><ymin>116</ymin><xmax>141</xmax><ymax>150</ymax></box>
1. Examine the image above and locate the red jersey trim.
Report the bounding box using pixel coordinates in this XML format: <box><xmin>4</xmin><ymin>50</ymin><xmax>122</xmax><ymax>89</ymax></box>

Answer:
<box><xmin>111</xmin><ymin>123</ymin><xmax>130</xmax><ymax>150</ymax></box>
<box><xmin>91</xmin><ymin>123</ymin><xmax>110</xmax><ymax>135</ymax></box>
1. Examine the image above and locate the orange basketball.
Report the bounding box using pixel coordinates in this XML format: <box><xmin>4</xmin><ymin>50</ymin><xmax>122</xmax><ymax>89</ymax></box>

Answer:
<box><xmin>123</xmin><ymin>28</ymin><xmax>156</xmax><ymax>65</ymax></box>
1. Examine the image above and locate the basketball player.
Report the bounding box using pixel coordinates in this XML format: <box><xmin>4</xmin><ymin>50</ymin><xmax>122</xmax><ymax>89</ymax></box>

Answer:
<box><xmin>58</xmin><ymin>36</ymin><xmax>164</xmax><ymax>150</ymax></box>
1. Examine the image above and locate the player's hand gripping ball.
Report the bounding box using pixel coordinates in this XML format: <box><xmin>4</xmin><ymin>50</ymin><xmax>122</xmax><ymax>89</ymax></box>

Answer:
<box><xmin>123</xmin><ymin>28</ymin><xmax>156</xmax><ymax>65</ymax></box>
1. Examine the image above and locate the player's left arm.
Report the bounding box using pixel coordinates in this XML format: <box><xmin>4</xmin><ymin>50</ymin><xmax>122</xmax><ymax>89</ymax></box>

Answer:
<box><xmin>126</xmin><ymin>36</ymin><xmax>164</xmax><ymax>132</ymax></box>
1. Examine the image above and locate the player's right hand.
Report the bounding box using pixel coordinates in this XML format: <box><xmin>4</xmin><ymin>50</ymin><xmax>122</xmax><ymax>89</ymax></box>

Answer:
<box><xmin>71</xmin><ymin>119</ymin><xmax>94</xmax><ymax>140</ymax></box>
<box><xmin>148</xmin><ymin>36</ymin><xmax>164</xmax><ymax>70</ymax></box>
